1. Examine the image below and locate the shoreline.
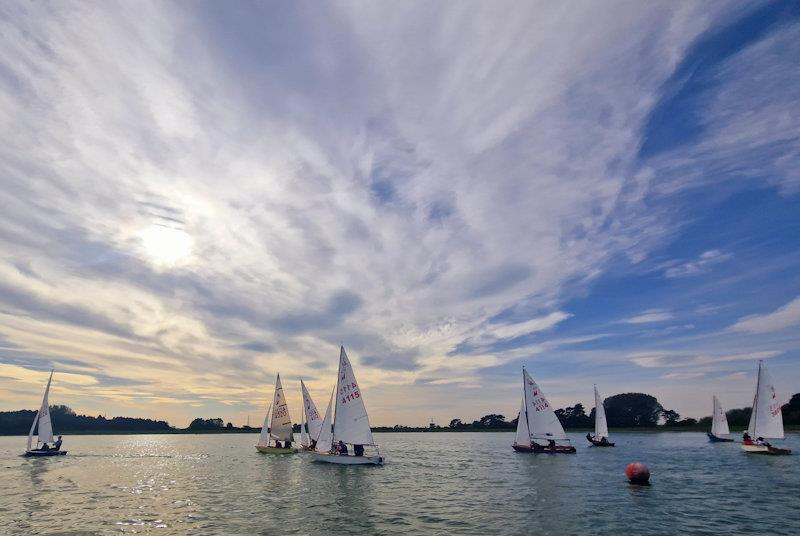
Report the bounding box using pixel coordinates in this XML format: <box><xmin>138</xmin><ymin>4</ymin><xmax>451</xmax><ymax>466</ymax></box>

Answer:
<box><xmin>3</xmin><ymin>425</ymin><xmax>799</xmax><ymax>437</ymax></box>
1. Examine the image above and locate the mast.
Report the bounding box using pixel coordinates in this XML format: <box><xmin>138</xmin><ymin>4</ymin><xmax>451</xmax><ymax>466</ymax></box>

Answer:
<box><xmin>332</xmin><ymin>346</ymin><xmax>343</xmax><ymax>445</ymax></box>
<box><xmin>753</xmin><ymin>360</ymin><xmax>762</xmax><ymax>435</ymax></box>
<box><xmin>522</xmin><ymin>367</ymin><xmax>531</xmax><ymax>444</ymax></box>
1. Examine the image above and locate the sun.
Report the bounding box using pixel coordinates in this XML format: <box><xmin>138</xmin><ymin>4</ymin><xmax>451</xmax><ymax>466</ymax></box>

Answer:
<box><xmin>137</xmin><ymin>224</ymin><xmax>193</xmax><ymax>266</ymax></box>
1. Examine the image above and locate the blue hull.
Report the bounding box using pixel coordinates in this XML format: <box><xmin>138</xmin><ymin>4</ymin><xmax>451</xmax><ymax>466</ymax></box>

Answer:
<box><xmin>707</xmin><ymin>433</ymin><xmax>734</xmax><ymax>443</ymax></box>
<box><xmin>24</xmin><ymin>450</ymin><xmax>67</xmax><ymax>457</ymax></box>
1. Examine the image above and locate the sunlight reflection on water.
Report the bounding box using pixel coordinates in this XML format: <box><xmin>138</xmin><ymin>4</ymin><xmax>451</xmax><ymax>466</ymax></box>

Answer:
<box><xmin>1</xmin><ymin>432</ymin><xmax>798</xmax><ymax>534</ymax></box>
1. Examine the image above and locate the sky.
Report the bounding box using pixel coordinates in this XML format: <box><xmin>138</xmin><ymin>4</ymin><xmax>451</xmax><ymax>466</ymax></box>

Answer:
<box><xmin>1</xmin><ymin>1</ymin><xmax>799</xmax><ymax>428</ymax></box>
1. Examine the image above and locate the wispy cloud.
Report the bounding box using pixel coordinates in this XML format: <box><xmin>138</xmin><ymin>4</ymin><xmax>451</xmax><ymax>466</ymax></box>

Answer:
<box><xmin>624</xmin><ymin>309</ymin><xmax>674</xmax><ymax>324</ymax></box>
<box><xmin>730</xmin><ymin>296</ymin><xmax>800</xmax><ymax>334</ymax></box>
<box><xmin>664</xmin><ymin>249</ymin><xmax>732</xmax><ymax>278</ymax></box>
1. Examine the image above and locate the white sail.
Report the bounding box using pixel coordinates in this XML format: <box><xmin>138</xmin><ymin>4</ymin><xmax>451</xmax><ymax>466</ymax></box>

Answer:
<box><xmin>514</xmin><ymin>399</ymin><xmax>530</xmax><ymax>446</ymax></box>
<box><xmin>301</xmin><ymin>379</ymin><xmax>323</xmax><ymax>442</ymax></box>
<box><xmin>257</xmin><ymin>402</ymin><xmax>272</xmax><ymax>447</ymax></box>
<box><xmin>523</xmin><ymin>369</ymin><xmax>568</xmax><ymax>442</ymax></box>
<box><xmin>300</xmin><ymin>402</ymin><xmax>309</xmax><ymax>447</ymax></box>
<box><xmin>593</xmin><ymin>385</ymin><xmax>609</xmax><ymax>439</ymax></box>
<box><xmin>270</xmin><ymin>374</ymin><xmax>294</xmax><ymax>442</ymax></box>
<box><xmin>333</xmin><ymin>346</ymin><xmax>375</xmax><ymax>446</ymax></box>
<box><xmin>27</xmin><ymin>370</ymin><xmax>55</xmax><ymax>452</ymax></box>
<box><xmin>711</xmin><ymin>395</ymin><xmax>730</xmax><ymax>437</ymax></box>
<box><xmin>747</xmin><ymin>361</ymin><xmax>784</xmax><ymax>439</ymax></box>
<box><xmin>314</xmin><ymin>392</ymin><xmax>334</xmax><ymax>453</ymax></box>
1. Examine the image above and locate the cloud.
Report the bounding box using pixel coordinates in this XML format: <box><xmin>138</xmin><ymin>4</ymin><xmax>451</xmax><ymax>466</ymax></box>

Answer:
<box><xmin>664</xmin><ymin>249</ymin><xmax>732</xmax><ymax>278</ymax></box>
<box><xmin>629</xmin><ymin>350</ymin><xmax>781</xmax><ymax>368</ymax></box>
<box><xmin>624</xmin><ymin>309</ymin><xmax>674</xmax><ymax>324</ymax></box>
<box><xmin>730</xmin><ymin>297</ymin><xmax>800</xmax><ymax>334</ymax></box>
<box><xmin>1</xmin><ymin>2</ymin><xmax>795</xmax><ymax>425</ymax></box>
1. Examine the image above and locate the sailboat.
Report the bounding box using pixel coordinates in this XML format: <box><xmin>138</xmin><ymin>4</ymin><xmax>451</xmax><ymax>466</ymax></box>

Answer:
<box><xmin>586</xmin><ymin>385</ymin><xmax>614</xmax><ymax>447</ymax></box>
<box><xmin>311</xmin><ymin>346</ymin><xmax>384</xmax><ymax>465</ymax></box>
<box><xmin>707</xmin><ymin>395</ymin><xmax>733</xmax><ymax>442</ymax></box>
<box><xmin>741</xmin><ymin>361</ymin><xmax>791</xmax><ymax>455</ymax></box>
<box><xmin>512</xmin><ymin>368</ymin><xmax>576</xmax><ymax>454</ymax></box>
<box><xmin>300</xmin><ymin>379</ymin><xmax>323</xmax><ymax>451</ymax></box>
<box><xmin>255</xmin><ymin>374</ymin><xmax>298</xmax><ymax>454</ymax></box>
<box><xmin>25</xmin><ymin>370</ymin><xmax>67</xmax><ymax>457</ymax></box>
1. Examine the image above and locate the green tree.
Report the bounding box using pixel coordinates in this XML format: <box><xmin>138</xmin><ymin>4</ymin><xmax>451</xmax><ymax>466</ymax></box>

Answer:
<box><xmin>448</xmin><ymin>418</ymin><xmax>463</xmax><ymax>428</ymax></box>
<box><xmin>726</xmin><ymin>407</ymin><xmax>752</xmax><ymax>427</ymax></box>
<box><xmin>557</xmin><ymin>403</ymin><xmax>592</xmax><ymax>428</ymax></box>
<box><xmin>782</xmin><ymin>393</ymin><xmax>800</xmax><ymax>425</ymax></box>
<box><xmin>604</xmin><ymin>393</ymin><xmax>663</xmax><ymax>427</ymax></box>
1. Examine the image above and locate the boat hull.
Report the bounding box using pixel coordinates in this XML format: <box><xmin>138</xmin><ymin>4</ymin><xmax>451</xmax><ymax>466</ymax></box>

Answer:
<box><xmin>741</xmin><ymin>443</ymin><xmax>791</xmax><ymax>455</ymax></box>
<box><xmin>513</xmin><ymin>442</ymin><xmax>576</xmax><ymax>454</ymax></box>
<box><xmin>310</xmin><ymin>452</ymin><xmax>384</xmax><ymax>465</ymax></box>
<box><xmin>24</xmin><ymin>450</ymin><xmax>67</xmax><ymax>457</ymax></box>
<box><xmin>587</xmin><ymin>439</ymin><xmax>615</xmax><ymax>447</ymax></box>
<box><xmin>707</xmin><ymin>432</ymin><xmax>734</xmax><ymax>443</ymax></box>
<box><xmin>255</xmin><ymin>446</ymin><xmax>299</xmax><ymax>454</ymax></box>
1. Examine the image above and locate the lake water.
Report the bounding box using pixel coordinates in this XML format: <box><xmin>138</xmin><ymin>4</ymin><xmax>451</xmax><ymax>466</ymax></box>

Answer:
<box><xmin>1</xmin><ymin>431</ymin><xmax>798</xmax><ymax>535</ymax></box>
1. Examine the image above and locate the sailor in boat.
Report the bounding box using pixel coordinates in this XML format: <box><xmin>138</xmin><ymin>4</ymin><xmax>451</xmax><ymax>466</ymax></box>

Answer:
<box><xmin>38</xmin><ymin>442</ymin><xmax>51</xmax><ymax>451</ymax></box>
<box><xmin>742</xmin><ymin>432</ymin><xmax>753</xmax><ymax>445</ymax></box>
<box><xmin>274</xmin><ymin>440</ymin><xmax>282</xmax><ymax>448</ymax></box>
<box><xmin>336</xmin><ymin>440</ymin><xmax>349</xmax><ymax>455</ymax></box>
<box><xmin>755</xmin><ymin>436</ymin><xmax>771</xmax><ymax>448</ymax></box>
<box><xmin>585</xmin><ymin>432</ymin><xmax>609</xmax><ymax>445</ymax></box>
<box><xmin>548</xmin><ymin>439</ymin><xmax>557</xmax><ymax>451</ymax></box>
<box><xmin>353</xmin><ymin>444</ymin><xmax>364</xmax><ymax>457</ymax></box>
<box><xmin>285</xmin><ymin>439</ymin><xmax>292</xmax><ymax>449</ymax></box>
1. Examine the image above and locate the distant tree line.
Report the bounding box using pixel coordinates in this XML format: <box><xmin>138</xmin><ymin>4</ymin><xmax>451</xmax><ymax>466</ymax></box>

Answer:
<box><xmin>3</xmin><ymin>392</ymin><xmax>799</xmax><ymax>435</ymax></box>
<box><xmin>0</xmin><ymin>405</ymin><xmax>171</xmax><ymax>435</ymax></box>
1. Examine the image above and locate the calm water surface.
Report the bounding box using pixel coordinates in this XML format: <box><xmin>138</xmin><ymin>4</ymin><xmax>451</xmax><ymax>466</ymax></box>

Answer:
<box><xmin>1</xmin><ymin>432</ymin><xmax>798</xmax><ymax>535</ymax></box>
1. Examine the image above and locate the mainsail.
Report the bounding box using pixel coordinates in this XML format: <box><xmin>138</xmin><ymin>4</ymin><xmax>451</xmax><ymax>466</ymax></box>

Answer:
<box><xmin>270</xmin><ymin>374</ymin><xmax>294</xmax><ymax>442</ymax></box>
<box><xmin>333</xmin><ymin>346</ymin><xmax>375</xmax><ymax>446</ymax></box>
<box><xmin>594</xmin><ymin>385</ymin><xmax>609</xmax><ymax>439</ymax></box>
<box><xmin>27</xmin><ymin>370</ymin><xmax>54</xmax><ymax>451</ymax></box>
<box><xmin>300</xmin><ymin>402</ymin><xmax>309</xmax><ymax>447</ymax></box>
<box><xmin>301</xmin><ymin>379</ymin><xmax>323</xmax><ymax>442</ymax></box>
<box><xmin>514</xmin><ymin>399</ymin><xmax>530</xmax><ymax>446</ymax></box>
<box><xmin>315</xmin><ymin>392</ymin><xmax>334</xmax><ymax>453</ymax></box>
<box><xmin>523</xmin><ymin>369</ymin><xmax>568</xmax><ymax>442</ymax></box>
<box><xmin>711</xmin><ymin>395</ymin><xmax>730</xmax><ymax>437</ymax></box>
<box><xmin>747</xmin><ymin>361</ymin><xmax>784</xmax><ymax>439</ymax></box>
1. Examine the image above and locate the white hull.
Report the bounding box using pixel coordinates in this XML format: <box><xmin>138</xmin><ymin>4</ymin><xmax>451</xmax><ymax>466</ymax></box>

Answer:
<box><xmin>741</xmin><ymin>443</ymin><xmax>791</xmax><ymax>455</ymax></box>
<box><xmin>310</xmin><ymin>452</ymin><xmax>384</xmax><ymax>465</ymax></box>
<box><xmin>255</xmin><ymin>445</ymin><xmax>299</xmax><ymax>454</ymax></box>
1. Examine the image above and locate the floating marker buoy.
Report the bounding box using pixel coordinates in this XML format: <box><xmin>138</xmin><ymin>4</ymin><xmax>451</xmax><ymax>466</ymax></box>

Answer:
<box><xmin>625</xmin><ymin>462</ymin><xmax>650</xmax><ymax>485</ymax></box>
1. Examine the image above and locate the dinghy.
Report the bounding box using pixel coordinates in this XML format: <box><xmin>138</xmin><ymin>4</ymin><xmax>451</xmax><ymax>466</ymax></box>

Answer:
<box><xmin>741</xmin><ymin>361</ymin><xmax>791</xmax><ymax>455</ymax></box>
<box><xmin>311</xmin><ymin>346</ymin><xmax>384</xmax><ymax>465</ymax></box>
<box><xmin>24</xmin><ymin>370</ymin><xmax>67</xmax><ymax>457</ymax></box>
<box><xmin>512</xmin><ymin>368</ymin><xmax>575</xmax><ymax>454</ymax></box>
<box><xmin>707</xmin><ymin>395</ymin><xmax>734</xmax><ymax>442</ymax></box>
<box><xmin>587</xmin><ymin>385</ymin><xmax>614</xmax><ymax>447</ymax></box>
<box><xmin>300</xmin><ymin>379</ymin><xmax>323</xmax><ymax>451</ymax></box>
<box><xmin>255</xmin><ymin>374</ymin><xmax>298</xmax><ymax>454</ymax></box>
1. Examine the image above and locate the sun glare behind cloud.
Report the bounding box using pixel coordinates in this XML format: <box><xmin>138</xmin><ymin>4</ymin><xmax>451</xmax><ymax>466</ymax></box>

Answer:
<box><xmin>138</xmin><ymin>224</ymin><xmax>193</xmax><ymax>266</ymax></box>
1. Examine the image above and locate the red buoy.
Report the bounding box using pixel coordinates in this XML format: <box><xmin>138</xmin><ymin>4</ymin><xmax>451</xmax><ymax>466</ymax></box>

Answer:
<box><xmin>625</xmin><ymin>462</ymin><xmax>650</xmax><ymax>485</ymax></box>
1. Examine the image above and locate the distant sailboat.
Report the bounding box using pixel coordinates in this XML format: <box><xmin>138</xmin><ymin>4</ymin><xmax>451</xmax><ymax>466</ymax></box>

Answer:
<box><xmin>586</xmin><ymin>385</ymin><xmax>614</xmax><ymax>447</ymax></box>
<box><xmin>512</xmin><ymin>368</ymin><xmax>576</xmax><ymax>454</ymax></box>
<box><xmin>707</xmin><ymin>395</ymin><xmax>733</xmax><ymax>442</ymax></box>
<box><xmin>256</xmin><ymin>374</ymin><xmax>298</xmax><ymax>454</ymax></box>
<box><xmin>741</xmin><ymin>361</ymin><xmax>791</xmax><ymax>455</ymax></box>
<box><xmin>25</xmin><ymin>370</ymin><xmax>67</xmax><ymax>457</ymax></box>
<box><xmin>311</xmin><ymin>346</ymin><xmax>384</xmax><ymax>465</ymax></box>
<box><xmin>300</xmin><ymin>379</ymin><xmax>323</xmax><ymax>451</ymax></box>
